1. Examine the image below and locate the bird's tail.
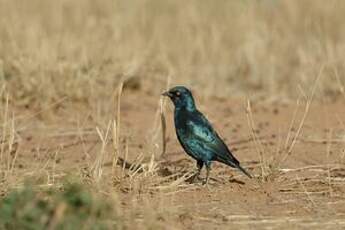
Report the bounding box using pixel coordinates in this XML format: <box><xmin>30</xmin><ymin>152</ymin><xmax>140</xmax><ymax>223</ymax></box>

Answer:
<box><xmin>216</xmin><ymin>156</ymin><xmax>253</xmax><ymax>178</ymax></box>
<box><xmin>236</xmin><ymin>164</ymin><xmax>252</xmax><ymax>179</ymax></box>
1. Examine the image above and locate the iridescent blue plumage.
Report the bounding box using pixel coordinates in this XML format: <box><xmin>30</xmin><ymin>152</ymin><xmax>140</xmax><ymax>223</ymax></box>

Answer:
<box><xmin>163</xmin><ymin>86</ymin><xmax>252</xmax><ymax>184</ymax></box>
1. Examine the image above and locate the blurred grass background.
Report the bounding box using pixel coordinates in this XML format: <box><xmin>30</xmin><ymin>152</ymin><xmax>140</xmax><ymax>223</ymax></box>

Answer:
<box><xmin>0</xmin><ymin>0</ymin><xmax>345</xmax><ymax>108</ymax></box>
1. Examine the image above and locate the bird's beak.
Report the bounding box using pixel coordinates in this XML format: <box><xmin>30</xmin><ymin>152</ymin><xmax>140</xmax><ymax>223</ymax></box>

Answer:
<box><xmin>162</xmin><ymin>91</ymin><xmax>171</xmax><ymax>97</ymax></box>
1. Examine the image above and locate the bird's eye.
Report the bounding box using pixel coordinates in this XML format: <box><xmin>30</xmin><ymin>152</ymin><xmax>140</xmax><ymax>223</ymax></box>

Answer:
<box><xmin>176</xmin><ymin>91</ymin><xmax>181</xmax><ymax>97</ymax></box>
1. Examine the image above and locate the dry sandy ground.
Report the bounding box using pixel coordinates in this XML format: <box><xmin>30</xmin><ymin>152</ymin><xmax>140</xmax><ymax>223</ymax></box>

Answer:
<box><xmin>5</xmin><ymin>90</ymin><xmax>345</xmax><ymax>229</ymax></box>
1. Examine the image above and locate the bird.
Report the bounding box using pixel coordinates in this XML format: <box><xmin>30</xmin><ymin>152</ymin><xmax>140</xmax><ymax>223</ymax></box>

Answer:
<box><xmin>162</xmin><ymin>86</ymin><xmax>252</xmax><ymax>185</ymax></box>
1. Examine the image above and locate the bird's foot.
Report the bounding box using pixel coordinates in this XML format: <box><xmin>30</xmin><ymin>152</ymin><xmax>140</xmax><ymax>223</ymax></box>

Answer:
<box><xmin>187</xmin><ymin>175</ymin><xmax>202</xmax><ymax>184</ymax></box>
<box><xmin>193</xmin><ymin>174</ymin><xmax>202</xmax><ymax>183</ymax></box>
<box><xmin>186</xmin><ymin>170</ymin><xmax>202</xmax><ymax>184</ymax></box>
<box><xmin>202</xmin><ymin>179</ymin><xmax>212</xmax><ymax>191</ymax></box>
<box><xmin>200</xmin><ymin>176</ymin><xmax>220</xmax><ymax>190</ymax></box>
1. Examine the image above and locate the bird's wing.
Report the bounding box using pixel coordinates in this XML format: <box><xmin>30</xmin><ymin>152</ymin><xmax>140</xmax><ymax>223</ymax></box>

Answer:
<box><xmin>184</xmin><ymin>112</ymin><xmax>239</xmax><ymax>166</ymax></box>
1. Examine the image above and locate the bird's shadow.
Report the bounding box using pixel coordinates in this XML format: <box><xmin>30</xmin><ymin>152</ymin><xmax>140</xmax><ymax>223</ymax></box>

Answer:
<box><xmin>228</xmin><ymin>178</ymin><xmax>245</xmax><ymax>185</ymax></box>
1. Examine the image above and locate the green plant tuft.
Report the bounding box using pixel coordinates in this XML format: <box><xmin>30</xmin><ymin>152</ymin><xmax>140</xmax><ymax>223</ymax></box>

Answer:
<box><xmin>0</xmin><ymin>183</ymin><xmax>119</xmax><ymax>230</ymax></box>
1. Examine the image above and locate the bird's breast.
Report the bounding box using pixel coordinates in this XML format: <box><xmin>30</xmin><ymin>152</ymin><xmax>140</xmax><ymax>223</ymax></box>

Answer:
<box><xmin>174</xmin><ymin>111</ymin><xmax>189</xmax><ymax>136</ymax></box>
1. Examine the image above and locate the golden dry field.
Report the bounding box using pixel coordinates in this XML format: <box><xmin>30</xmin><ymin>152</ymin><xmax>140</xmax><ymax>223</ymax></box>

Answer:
<box><xmin>1</xmin><ymin>0</ymin><xmax>345</xmax><ymax>229</ymax></box>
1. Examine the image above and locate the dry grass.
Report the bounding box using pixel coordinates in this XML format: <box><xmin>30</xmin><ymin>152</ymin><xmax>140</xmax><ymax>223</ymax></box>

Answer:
<box><xmin>1</xmin><ymin>0</ymin><xmax>345</xmax><ymax>108</ymax></box>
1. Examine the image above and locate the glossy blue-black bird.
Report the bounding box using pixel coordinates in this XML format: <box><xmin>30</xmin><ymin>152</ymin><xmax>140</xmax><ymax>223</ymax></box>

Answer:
<box><xmin>162</xmin><ymin>86</ymin><xmax>252</xmax><ymax>184</ymax></box>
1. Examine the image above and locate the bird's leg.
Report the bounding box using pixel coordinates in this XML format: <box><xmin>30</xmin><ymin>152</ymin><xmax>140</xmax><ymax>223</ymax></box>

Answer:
<box><xmin>203</xmin><ymin>162</ymin><xmax>211</xmax><ymax>186</ymax></box>
<box><xmin>191</xmin><ymin>160</ymin><xmax>203</xmax><ymax>183</ymax></box>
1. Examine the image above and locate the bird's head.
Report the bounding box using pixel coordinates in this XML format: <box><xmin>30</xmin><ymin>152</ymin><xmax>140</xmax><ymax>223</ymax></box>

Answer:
<box><xmin>162</xmin><ymin>86</ymin><xmax>196</xmax><ymax>111</ymax></box>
